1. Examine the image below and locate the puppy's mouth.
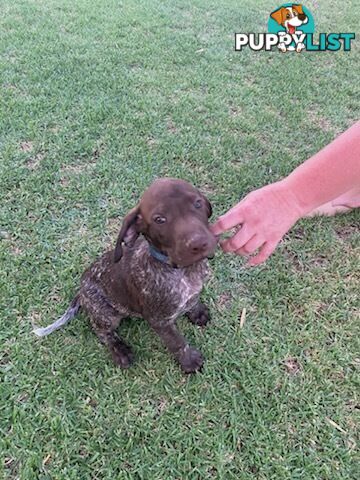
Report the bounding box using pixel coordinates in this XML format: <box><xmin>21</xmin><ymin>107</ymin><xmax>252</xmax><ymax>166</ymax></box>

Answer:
<box><xmin>179</xmin><ymin>254</ymin><xmax>215</xmax><ymax>268</ymax></box>
<box><xmin>287</xmin><ymin>17</ymin><xmax>304</xmax><ymax>32</ymax></box>
<box><xmin>288</xmin><ymin>24</ymin><xmax>296</xmax><ymax>34</ymax></box>
<box><xmin>169</xmin><ymin>245</ymin><xmax>217</xmax><ymax>268</ymax></box>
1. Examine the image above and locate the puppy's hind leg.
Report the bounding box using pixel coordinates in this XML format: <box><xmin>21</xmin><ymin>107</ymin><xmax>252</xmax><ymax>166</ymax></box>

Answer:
<box><xmin>81</xmin><ymin>290</ymin><xmax>134</xmax><ymax>368</ymax></box>
<box><xmin>95</xmin><ymin>326</ymin><xmax>134</xmax><ymax>369</ymax></box>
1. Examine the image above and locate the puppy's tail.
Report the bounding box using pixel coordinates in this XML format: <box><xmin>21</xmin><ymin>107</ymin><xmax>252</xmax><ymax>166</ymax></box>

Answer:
<box><xmin>33</xmin><ymin>294</ymin><xmax>81</xmax><ymax>337</ymax></box>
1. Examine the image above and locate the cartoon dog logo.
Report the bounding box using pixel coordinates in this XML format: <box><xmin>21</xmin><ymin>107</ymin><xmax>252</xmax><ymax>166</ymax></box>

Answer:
<box><xmin>270</xmin><ymin>4</ymin><xmax>308</xmax><ymax>52</ymax></box>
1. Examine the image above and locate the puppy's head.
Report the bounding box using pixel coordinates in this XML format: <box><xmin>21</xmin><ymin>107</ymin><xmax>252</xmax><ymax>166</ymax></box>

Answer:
<box><xmin>270</xmin><ymin>4</ymin><xmax>308</xmax><ymax>32</ymax></box>
<box><xmin>114</xmin><ymin>178</ymin><xmax>217</xmax><ymax>268</ymax></box>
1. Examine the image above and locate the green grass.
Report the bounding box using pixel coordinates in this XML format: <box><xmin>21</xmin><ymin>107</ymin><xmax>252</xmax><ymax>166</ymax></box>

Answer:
<box><xmin>1</xmin><ymin>0</ymin><xmax>359</xmax><ymax>478</ymax></box>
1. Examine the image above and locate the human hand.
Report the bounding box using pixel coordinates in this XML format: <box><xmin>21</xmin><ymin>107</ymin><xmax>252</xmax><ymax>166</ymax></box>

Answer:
<box><xmin>211</xmin><ymin>181</ymin><xmax>304</xmax><ymax>266</ymax></box>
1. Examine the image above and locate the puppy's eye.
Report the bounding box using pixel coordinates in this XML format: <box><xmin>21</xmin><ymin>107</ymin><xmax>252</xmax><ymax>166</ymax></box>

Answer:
<box><xmin>293</xmin><ymin>11</ymin><xmax>298</xmax><ymax>16</ymax></box>
<box><xmin>286</xmin><ymin>13</ymin><xmax>291</xmax><ymax>18</ymax></box>
<box><xmin>154</xmin><ymin>215</ymin><xmax>166</xmax><ymax>224</ymax></box>
<box><xmin>194</xmin><ymin>199</ymin><xmax>202</xmax><ymax>209</ymax></box>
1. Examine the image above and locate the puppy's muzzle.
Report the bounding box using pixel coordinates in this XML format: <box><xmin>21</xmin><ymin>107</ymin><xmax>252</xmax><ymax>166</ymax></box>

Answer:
<box><xmin>188</xmin><ymin>233</ymin><xmax>211</xmax><ymax>255</ymax></box>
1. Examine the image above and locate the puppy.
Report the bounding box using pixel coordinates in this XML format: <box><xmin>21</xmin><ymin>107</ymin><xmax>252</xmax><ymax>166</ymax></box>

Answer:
<box><xmin>34</xmin><ymin>178</ymin><xmax>217</xmax><ymax>373</ymax></box>
<box><xmin>270</xmin><ymin>4</ymin><xmax>308</xmax><ymax>52</ymax></box>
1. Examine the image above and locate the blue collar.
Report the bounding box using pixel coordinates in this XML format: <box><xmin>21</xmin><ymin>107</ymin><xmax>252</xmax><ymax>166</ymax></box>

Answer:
<box><xmin>148</xmin><ymin>244</ymin><xmax>171</xmax><ymax>265</ymax></box>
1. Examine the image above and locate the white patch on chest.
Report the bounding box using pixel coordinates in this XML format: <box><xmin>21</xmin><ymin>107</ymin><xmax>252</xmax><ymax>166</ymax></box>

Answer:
<box><xmin>131</xmin><ymin>240</ymin><xmax>209</xmax><ymax>319</ymax></box>
<box><xmin>170</xmin><ymin>274</ymin><xmax>203</xmax><ymax>318</ymax></box>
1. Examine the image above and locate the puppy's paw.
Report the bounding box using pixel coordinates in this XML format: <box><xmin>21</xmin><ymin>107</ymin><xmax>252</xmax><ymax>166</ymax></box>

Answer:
<box><xmin>278</xmin><ymin>43</ymin><xmax>287</xmax><ymax>53</ymax></box>
<box><xmin>179</xmin><ymin>346</ymin><xmax>204</xmax><ymax>373</ymax></box>
<box><xmin>187</xmin><ymin>303</ymin><xmax>210</xmax><ymax>327</ymax></box>
<box><xmin>296</xmin><ymin>42</ymin><xmax>305</xmax><ymax>52</ymax></box>
<box><xmin>111</xmin><ymin>343</ymin><xmax>134</xmax><ymax>369</ymax></box>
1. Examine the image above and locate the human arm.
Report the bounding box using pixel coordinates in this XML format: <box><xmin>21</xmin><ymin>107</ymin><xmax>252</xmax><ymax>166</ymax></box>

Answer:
<box><xmin>211</xmin><ymin>121</ymin><xmax>360</xmax><ymax>265</ymax></box>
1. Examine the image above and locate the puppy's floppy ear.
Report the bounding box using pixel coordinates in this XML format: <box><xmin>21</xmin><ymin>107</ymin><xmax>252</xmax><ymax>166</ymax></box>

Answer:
<box><xmin>293</xmin><ymin>4</ymin><xmax>304</xmax><ymax>15</ymax></box>
<box><xmin>114</xmin><ymin>206</ymin><xmax>142</xmax><ymax>263</ymax></box>
<box><xmin>270</xmin><ymin>7</ymin><xmax>286</xmax><ymax>25</ymax></box>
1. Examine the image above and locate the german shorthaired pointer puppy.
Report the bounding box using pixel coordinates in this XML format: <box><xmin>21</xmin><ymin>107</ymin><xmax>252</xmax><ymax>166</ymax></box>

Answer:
<box><xmin>34</xmin><ymin>178</ymin><xmax>217</xmax><ymax>373</ymax></box>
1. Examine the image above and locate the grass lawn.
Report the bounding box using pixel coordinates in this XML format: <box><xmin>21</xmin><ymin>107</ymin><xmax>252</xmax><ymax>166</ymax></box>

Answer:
<box><xmin>1</xmin><ymin>0</ymin><xmax>359</xmax><ymax>478</ymax></box>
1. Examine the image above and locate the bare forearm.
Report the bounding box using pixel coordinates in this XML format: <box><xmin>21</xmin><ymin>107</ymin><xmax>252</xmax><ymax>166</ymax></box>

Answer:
<box><xmin>212</xmin><ymin>121</ymin><xmax>360</xmax><ymax>266</ymax></box>
<box><xmin>284</xmin><ymin>121</ymin><xmax>360</xmax><ymax>215</ymax></box>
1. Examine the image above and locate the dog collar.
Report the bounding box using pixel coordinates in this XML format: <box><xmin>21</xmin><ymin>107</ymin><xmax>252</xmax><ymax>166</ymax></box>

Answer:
<box><xmin>148</xmin><ymin>244</ymin><xmax>172</xmax><ymax>265</ymax></box>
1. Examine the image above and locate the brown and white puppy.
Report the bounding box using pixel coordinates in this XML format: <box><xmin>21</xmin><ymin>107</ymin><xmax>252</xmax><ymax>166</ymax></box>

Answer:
<box><xmin>270</xmin><ymin>4</ymin><xmax>308</xmax><ymax>52</ymax></box>
<box><xmin>34</xmin><ymin>178</ymin><xmax>217</xmax><ymax>373</ymax></box>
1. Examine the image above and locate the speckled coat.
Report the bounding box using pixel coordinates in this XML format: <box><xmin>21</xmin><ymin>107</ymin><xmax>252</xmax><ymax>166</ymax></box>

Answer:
<box><xmin>33</xmin><ymin>178</ymin><xmax>216</xmax><ymax>372</ymax></box>
<box><xmin>79</xmin><ymin>238</ymin><xmax>211</xmax><ymax>372</ymax></box>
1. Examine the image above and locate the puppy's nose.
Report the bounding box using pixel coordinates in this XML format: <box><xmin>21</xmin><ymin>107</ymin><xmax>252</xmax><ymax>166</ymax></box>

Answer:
<box><xmin>298</xmin><ymin>13</ymin><xmax>306</xmax><ymax>20</ymax></box>
<box><xmin>188</xmin><ymin>235</ymin><xmax>209</xmax><ymax>254</ymax></box>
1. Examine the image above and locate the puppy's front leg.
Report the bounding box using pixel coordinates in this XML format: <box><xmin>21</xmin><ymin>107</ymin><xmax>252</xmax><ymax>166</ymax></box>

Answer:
<box><xmin>186</xmin><ymin>299</ymin><xmax>210</xmax><ymax>327</ymax></box>
<box><xmin>148</xmin><ymin>318</ymin><xmax>203</xmax><ymax>373</ymax></box>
